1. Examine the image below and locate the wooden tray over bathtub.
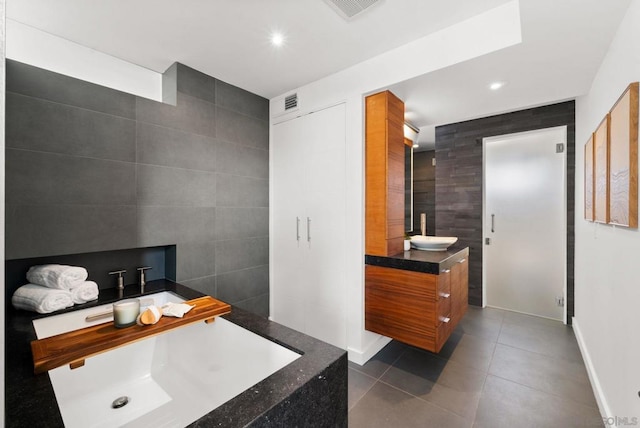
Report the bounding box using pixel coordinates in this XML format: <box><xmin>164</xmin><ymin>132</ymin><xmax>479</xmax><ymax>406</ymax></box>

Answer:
<box><xmin>31</xmin><ymin>296</ymin><xmax>231</xmax><ymax>374</ymax></box>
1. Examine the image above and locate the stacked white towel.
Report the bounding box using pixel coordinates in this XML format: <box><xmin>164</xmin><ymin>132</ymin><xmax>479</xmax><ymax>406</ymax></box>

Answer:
<box><xmin>27</xmin><ymin>264</ymin><xmax>88</xmax><ymax>290</ymax></box>
<box><xmin>12</xmin><ymin>264</ymin><xmax>99</xmax><ymax>314</ymax></box>
<box><xmin>12</xmin><ymin>284</ymin><xmax>74</xmax><ymax>314</ymax></box>
<box><xmin>69</xmin><ymin>281</ymin><xmax>99</xmax><ymax>304</ymax></box>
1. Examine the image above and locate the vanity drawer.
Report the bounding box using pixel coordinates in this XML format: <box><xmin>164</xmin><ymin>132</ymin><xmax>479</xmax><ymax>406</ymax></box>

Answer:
<box><xmin>437</xmin><ymin>268</ymin><xmax>451</xmax><ymax>300</ymax></box>
<box><xmin>436</xmin><ymin>295</ymin><xmax>451</xmax><ymax>325</ymax></box>
<box><xmin>435</xmin><ymin>316</ymin><xmax>452</xmax><ymax>352</ymax></box>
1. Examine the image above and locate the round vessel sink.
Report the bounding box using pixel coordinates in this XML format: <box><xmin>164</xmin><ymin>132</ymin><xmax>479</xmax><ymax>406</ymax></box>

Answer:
<box><xmin>410</xmin><ymin>236</ymin><xmax>458</xmax><ymax>251</ymax></box>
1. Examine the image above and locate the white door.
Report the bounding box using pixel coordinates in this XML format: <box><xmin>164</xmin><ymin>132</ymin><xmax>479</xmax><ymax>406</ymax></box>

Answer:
<box><xmin>483</xmin><ymin>126</ymin><xmax>566</xmax><ymax>321</ymax></box>
<box><xmin>271</xmin><ymin>103</ymin><xmax>347</xmax><ymax>348</ymax></box>
<box><xmin>271</xmin><ymin>114</ymin><xmax>307</xmax><ymax>330</ymax></box>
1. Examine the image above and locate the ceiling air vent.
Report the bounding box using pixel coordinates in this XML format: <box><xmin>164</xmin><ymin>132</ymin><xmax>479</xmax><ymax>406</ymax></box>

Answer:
<box><xmin>323</xmin><ymin>0</ymin><xmax>382</xmax><ymax>20</ymax></box>
<box><xmin>285</xmin><ymin>93</ymin><xmax>298</xmax><ymax>111</ymax></box>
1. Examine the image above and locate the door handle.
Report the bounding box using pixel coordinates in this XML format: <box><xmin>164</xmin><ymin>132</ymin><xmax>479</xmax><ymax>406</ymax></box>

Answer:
<box><xmin>307</xmin><ymin>217</ymin><xmax>311</xmax><ymax>242</ymax></box>
<box><xmin>491</xmin><ymin>214</ymin><xmax>495</xmax><ymax>233</ymax></box>
<box><xmin>296</xmin><ymin>217</ymin><xmax>300</xmax><ymax>241</ymax></box>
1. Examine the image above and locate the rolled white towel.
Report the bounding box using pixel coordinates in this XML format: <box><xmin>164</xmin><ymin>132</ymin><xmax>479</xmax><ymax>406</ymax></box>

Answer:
<box><xmin>12</xmin><ymin>284</ymin><xmax>74</xmax><ymax>314</ymax></box>
<box><xmin>69</xmin><ymin>281</ymin><xmax>99</xmax><ymax>304</ymax></box>
<box><xmin>26</xmin><ymin>264</ymin><xmax>88</xmax><ymax>290</ymax></box>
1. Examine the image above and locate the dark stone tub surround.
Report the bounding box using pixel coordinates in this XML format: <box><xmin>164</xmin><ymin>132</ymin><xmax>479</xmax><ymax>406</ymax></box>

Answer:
<box><xmin>435</xmin><ymin>101</ymin><xmax>575</xmax><ymax>319</ymax></box>
<box><xmin>5</xmin><ymin>279</ymin><xmax>348</xmax><ymax>427</ymax></box>
<box><xmin>6</xmin><ymin>60</ymin><xmax>270</xmax><ymax>316</ymax></box>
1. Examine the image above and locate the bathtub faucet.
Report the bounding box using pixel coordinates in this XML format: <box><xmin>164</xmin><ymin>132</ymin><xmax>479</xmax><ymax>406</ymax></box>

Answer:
<box><xmin>137</xmin><ymin>267</ymin><xmax>152</xmax><ymax>293</ymax></box>
<box><xmin>108</xmin><ymin>269</ymin><xmax>127</xmax><ymax>299</ymax></box>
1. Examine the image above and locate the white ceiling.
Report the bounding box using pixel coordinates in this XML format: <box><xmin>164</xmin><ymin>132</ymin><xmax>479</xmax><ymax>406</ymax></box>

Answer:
<box><xmin>7</xmin><ymin>0</ymin><xmax>633</xmax><ymax>150</ymax></box>
<box><xmin>390</xmin><ymin>0</ymin><xmax>632</xmax><ymax>149</ymax></box>
<box><xmin>7</xmin><ymin>0</ymin><xmax>509</xmax><ymax>99</ymax></box>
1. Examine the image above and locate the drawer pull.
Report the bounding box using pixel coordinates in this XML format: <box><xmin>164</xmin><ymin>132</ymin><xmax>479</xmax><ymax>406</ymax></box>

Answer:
<box><xmin>440</xmin><ymin>293</ymin><xmax>451</xmax><ymax>298</ymax></box>
<box><xmin>440</xmin><ymin>317</ymin><xmax>451</xmax><ymax>323</ymax></box>
<box><xmin>458</xmin><ymin>259</ymin><xmax>466</xmax><ymax>264</ymax></box>
<box><xmin>442</xmin><ymin>269</ymin><xmax>450</xmax><ymax>273</ymax></box>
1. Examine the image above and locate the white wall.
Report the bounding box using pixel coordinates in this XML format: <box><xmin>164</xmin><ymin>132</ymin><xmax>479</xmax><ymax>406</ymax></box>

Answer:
<box><xmin>6</xmin><ymin>20</ymin><xmax>162</xmax><ymax>101</ymax></box>
<box><xmin>270</xmin><ymin>1</ymin><xmax>522</xmax><ymax>363</ymax></box>
<box><xmin>574</xmin><ymin>0</ymin><xmax>640</xmax><ymax>419</ymax></box>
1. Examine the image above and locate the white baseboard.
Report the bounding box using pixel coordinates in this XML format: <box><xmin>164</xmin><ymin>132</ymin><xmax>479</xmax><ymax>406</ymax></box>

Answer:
<box><xmin>347</xmin><ymin>335</ymin><xmax>392</xmax><ymax>366</ymax></box>
<box><xmin>572</xmin><ymin>317</ymin><xmax>610</xmax><ymax>419</ymax></box>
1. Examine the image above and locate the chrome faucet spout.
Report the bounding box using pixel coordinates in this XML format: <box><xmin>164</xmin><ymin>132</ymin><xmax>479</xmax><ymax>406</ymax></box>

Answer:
<box><xmin>137</xmin><ymin>267</ymin><xmax>152</xmax><ymax>293</ymax></box>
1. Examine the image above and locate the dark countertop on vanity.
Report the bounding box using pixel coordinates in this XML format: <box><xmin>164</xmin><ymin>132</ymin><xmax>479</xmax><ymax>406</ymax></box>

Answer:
<box><xmin>5</xmin><ymin>279</ymin><xmax>347</xmax><ymax>427</ymax></box>
<box><xmin>365</xmin><ymin>244</ymin><xmax>469</xmax><ymax>274</ymax></box>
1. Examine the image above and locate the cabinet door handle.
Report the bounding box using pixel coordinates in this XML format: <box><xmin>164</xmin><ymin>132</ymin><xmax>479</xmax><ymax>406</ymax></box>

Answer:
<box><xmin>442</xmin><ymin>269</ymin><xmax>450</xmax><ymax>274</ymax></box>
<box><xmin>440</xmin><ymin>317</ymin><xmax>451</xmax><ymax>323</ymax></box>
<box><xmin>440</xmin><ymin>293</ymin><xmax>451</xmax><ymax>298</ymax></box>
<box><xmin>458</xmin><ymin>259</ymin><xmax>466</xmax><ymax>264</ymax></box>
<box><xmin>296</xmin><ymin>217</ymin><xmax>300</xmax><ymax>241</ymax></box>
<box><xmin>491</xmin><ymin>214</ymin><xmax>495</xmax><ymax>233</ymax></box>
<box><xmin>307</xmin><ymin>217</ymin><xmax>311</xmax><ymax>242</ymax></box>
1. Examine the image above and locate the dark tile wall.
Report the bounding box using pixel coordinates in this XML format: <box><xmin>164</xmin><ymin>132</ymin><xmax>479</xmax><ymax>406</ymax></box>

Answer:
<box><xmin>412</xmin><ymin>150</ymin><xmax>436</xmax><ymax>234</ymax></box>
<box><xmin>435</xmin><ymin>101</ymin><xmax>575</xmax><ymax>320</ymax></box>
<box><xmin>5</xmin><ymin>60</ymin><xmax>270</xmax><ymax>317</ymax></box>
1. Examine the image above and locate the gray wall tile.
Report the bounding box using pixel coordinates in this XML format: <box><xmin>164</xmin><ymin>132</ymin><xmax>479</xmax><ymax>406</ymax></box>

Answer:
<box><xmin>234</xmin><ymin>293</ymin><xmax>269</xmax><ymax>318</ymax></box>
<box><xmin>215</xmin><ymin>207</ymin><xmax>269</xmax><ymax>240</ymax></box>
<box><xmin>6</xmin><ymin>204</ymin><xmax>137</xmax><ymax>260</ymax></box>
<box><xmin>175</xmin><ymin>241</ymin><xmax>216</xmax><ymax>281</ymax></box>
<box><xmin>136</xmin><ymin>92</ymin><xmax>216</xmax><ymax>138</ymax></box>
<box><xmin>216</xmin><ymin>141</ymin><xmax>268</xmax><ymax>179</ymax></box>
<box><xmin>6</xmin><ymin>59</ymin><xmax>136</xmax><ymax>119</ymax></box>
<box><xmin>136</xmin><ymin>164</ymin><xmax>216</xmax><ymax>207</ymax></box>
<box><xmin>137</xmin><ymin>206</ymin><xmax>216</xmax><ymax>246</ymax></box>
<box><xmin>215</xmin><ymin>237</ymin><xmax>269</xmax><ymax>274</ymax></box>
<box><xmin>180</xmin><ymin>275</ymin><xmax>216</xmax><ymax>297</ymax></box>
<box><xmin>216</xmin><ymin>174</ymin><xmax>269</xmax><ymax>207</ymax></box>
<box><xmin>216</xmin><ymin>106</ymin><xmax>268</xmax><ymax>149</ymax></box>
<box><xmin>216</xmin><ymin>80</ymin><xmax>268</xmax><ymax>121</ymax></box>
<box><xmin>216</xmin><ymin>265</ymin><xmax>269</xmax><ymax>303</ymax></box>
<box><xmin>7</xmin><ymin>92</ymin><xmax>136</xmax><ymax>162</ymax></box>
<box><xmin>176</xmin><ymin>63</ymin><xmax>216</xmax><ymax>103</ymax></box>
<box><xmin>7</xmin><ymin>149</ymin><xmax>136</xmax><ymax>206</ymax></box>
<box><xmin>6</xmin><ymin>61</ymin><xmax>270</xmax><ymax>316</ymax></box>
<box><xmin>136</xmin><ymin>122</ymin><xmax>217</xmax><ymax>171</ymax></box>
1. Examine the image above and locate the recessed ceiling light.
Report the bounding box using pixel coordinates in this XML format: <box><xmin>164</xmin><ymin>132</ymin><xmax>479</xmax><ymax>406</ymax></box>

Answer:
<box><xmin>271</xmin><ymin>32</ymin><xmax>284</xmax><ymax>47</ymax></box>
<box><xmin>413</xmin><ymin>143</ymin><xmax>419</xmax><ymax>149</ymax></box>
<box><xmin>489</xmin><ymin>81</ymin><xmax>505</xmax><ymax>90</ymax></box>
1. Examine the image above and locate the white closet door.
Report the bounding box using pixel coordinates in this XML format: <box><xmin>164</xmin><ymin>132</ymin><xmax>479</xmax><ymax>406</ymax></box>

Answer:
<box><xmin>304</xmin><ymin>104</ymin><xmax>347</xmax><ymax>348</ymax></box>
<box><xmin>271</xmin><ymin>103</ymin><xmax>347</xmax><ymax>349</ymax></box>
<box><xmin>271</xmin><ymin>115</ymin><xmax>307</xmax><ymax>331</ymax></box>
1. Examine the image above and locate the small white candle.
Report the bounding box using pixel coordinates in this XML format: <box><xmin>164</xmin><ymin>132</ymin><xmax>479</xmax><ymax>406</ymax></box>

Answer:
<box><xmin>113</xmin><ymin>299</ymin><xmax>140</xmax><ymax>328</ymax></box>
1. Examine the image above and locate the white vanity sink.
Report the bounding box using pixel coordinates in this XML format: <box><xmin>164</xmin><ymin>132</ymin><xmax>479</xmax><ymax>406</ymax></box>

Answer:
<box><xmin>410</xmin><ymin>236</ymin><xmax>458</xmax><ymax>251</ymax></box>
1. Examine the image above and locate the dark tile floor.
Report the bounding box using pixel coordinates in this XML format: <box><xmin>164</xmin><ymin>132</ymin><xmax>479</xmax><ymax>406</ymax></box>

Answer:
<box><xmin>348</xmin><ymin>306</ymin><xmax>603</xmax><ymax>428</ymax></box>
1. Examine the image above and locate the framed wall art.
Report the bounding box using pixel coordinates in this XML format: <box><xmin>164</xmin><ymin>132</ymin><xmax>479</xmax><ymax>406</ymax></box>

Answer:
<box><xmin>593</xmin><ymin>115</ymin><xmax>610</xmax><ymax>224</ymax></box>
<box><xmin>608</xmin><ymin>82</ymin><xmax>638</xmax><ymax>228</ymax></box>
<box><xmin>584</xmin><ymin>134</ymin><xmax>595</xmax><ymax>221</ymax></box>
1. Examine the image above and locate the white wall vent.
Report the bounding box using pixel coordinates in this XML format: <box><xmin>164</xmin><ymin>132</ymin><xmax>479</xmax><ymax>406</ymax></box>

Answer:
<box><xmin>271</xmin><ymin>92</ymin><xmax>300</xmax><ymax>120</ymax></box>
<box><xmin>285</xmin><ymin>93</ymin><xmax>298</xmax><ymax>111</ymax></box>
<box><xmin>323</xmin><ymin>0</ymin><xmax>382</xmax><ymax>20</ymax></box>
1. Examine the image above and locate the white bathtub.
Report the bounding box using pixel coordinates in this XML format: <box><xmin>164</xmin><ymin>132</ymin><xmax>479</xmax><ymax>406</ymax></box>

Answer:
<box><xmin>32</xmin><ymin>292</ymin><xmax>301</xmax><ymax>428</ymax></box>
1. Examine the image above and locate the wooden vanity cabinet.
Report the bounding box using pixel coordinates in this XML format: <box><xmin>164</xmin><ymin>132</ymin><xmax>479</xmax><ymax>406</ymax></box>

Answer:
<box><xmin>365</xmin><ymin>258</ymin><xmax>468</xmax><ymax>353</ymax></box>
<box><xmin>365</xmin><ymin>90</ymin><xmax>405</xmax><ymax>257</ymax></box>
